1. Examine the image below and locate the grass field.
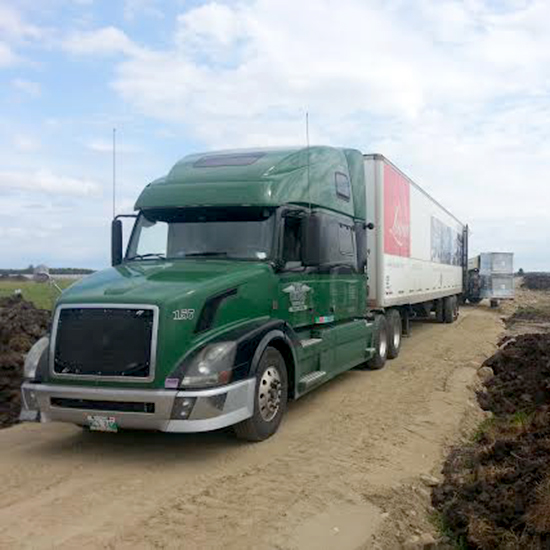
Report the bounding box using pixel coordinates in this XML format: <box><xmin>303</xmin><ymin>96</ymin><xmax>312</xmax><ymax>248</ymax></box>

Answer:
<box><xmin>0</xmin><ymin>279</ymin><xmax>76</xmax><ymax>310</ymax></box>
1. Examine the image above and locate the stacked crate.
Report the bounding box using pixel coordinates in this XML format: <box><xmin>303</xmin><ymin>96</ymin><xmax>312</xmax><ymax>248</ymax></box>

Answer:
<box><xmin>477</xmin><ymin>253</ymin><xmax>515</xmax><ymax>300</ymax></box>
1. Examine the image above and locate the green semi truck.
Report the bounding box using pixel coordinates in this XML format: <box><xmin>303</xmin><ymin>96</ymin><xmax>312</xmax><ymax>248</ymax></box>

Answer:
<box><xmin>20</xmin><ymin>146</ymin><xmax>466</xmax><ymax>440</ymax></box>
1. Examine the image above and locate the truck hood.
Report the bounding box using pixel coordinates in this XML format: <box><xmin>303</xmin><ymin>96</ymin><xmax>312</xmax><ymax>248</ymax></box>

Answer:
<box><xmin>59</xmin><ymin>260</ymin><xmax>274</xmax><ymax>306</ymax></box>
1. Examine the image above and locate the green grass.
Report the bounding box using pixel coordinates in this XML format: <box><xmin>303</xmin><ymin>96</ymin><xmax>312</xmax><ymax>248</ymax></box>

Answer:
<box><xmin>471</xmin><ymin>416</ymin><xmax>497</xmax><ymax>442</ymax></box>
<box><xmin>429</xmin><ymin>511</ymin><xmax>468</xmax><ymax>550</ymax></box>
<box><xmin>0</xmin><ymin>279</ymin><xmax>75</xmax><ymax>310</ymax></box>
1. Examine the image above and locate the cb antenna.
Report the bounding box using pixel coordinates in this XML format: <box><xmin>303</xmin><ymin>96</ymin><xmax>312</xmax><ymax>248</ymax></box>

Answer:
<box><xmin>306</xmin><ymin>112</ymin><xmax>311</xmax><ymax>211</ymax></box>
<box><xmin>112</xmin><ymin>127</ymin><xmax>116</xmax><ymax>219</ymax></box>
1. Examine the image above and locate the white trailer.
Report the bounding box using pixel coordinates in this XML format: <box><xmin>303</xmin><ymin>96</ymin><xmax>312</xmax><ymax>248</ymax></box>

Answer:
<box><xmin>364</xmin><ymin>154</ymin><xmax>467</xmax><ymax>326</ymax></box>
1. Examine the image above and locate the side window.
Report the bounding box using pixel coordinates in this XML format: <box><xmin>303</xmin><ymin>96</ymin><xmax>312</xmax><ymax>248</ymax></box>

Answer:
<box><xmin>282</xmin><ymin>216</ymin><xmax>303</xmax><ymax>268</ymax></box>
<box><xmin>318</xmin><ymin>212</ymin><xmax>356</xmax><ymax>268</ymax></box>
<box><xmin>335</xmin><ymin>172</ymin><xmax>351</xmax><ymax>201</ymax></box>
<box><xmin>338</xmin><ymin>224</ymin><xmax>354</xmax><ymax>256</ymax></box>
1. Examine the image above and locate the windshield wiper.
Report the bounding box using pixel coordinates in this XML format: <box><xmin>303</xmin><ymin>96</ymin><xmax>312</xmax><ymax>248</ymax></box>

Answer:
<box><xmin>127</xmin><ymin>253</ymin><xmax>167</xmax><ymax>261</ymax></box>
<box><xmin>184</xmin><ymin>252</ymin><xmax>228</xmax><ymax>257</ymax></box>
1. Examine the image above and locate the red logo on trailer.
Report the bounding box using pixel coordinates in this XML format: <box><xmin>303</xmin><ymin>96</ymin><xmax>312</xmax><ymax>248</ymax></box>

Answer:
<box><xmin>384</xmin><ymin>163</ymin><xmax>410</xmax><ymax>257</ymax></box>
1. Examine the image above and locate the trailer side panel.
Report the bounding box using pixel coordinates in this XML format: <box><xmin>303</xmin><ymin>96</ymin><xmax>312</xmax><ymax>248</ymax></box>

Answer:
<box><xmin>365</xmin><ymin>155</ymin><xmax>465</xmax><ymax>308</ymax></box>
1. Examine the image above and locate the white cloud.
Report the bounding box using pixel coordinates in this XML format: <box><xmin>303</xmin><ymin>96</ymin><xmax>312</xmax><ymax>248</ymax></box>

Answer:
<box><xmin>13</xmin><ymin>134</ymin><xmax>40</xmax><ymax>152</ymax></box>
<box><xmin>86</xmin><ymin>138</ymin><xmax>140</xmax><ymax>154</ymax></box>
<box><xmin>12</xmin><ymin>78</ymin><xmax>41</xmax><ymax>96</ymax></box>
<box><xmin>0</xmin><ymin>4</ymin><xmax>43</xmax><ymax>41</ymax></box>
<box><xmin>0</xmin><ymin>41</ymin><xmax>17</xmax><ymax>66</ymax></box>
<box><xmin>123</xmin><ymin>0</ymin><xmax>164</xmax><ymax>22</ymax></box>
<box><xmin>0</xmin><ymin>169</ymin><xmax>101</xmax><ymax>197</ymax></box>
<box><xmin>0</xmin><ymin>4</ymin><xmax>45</xmax><ymax>67</ymax></box>
<box><xmin>63</xmin><ymin>26</ymin><xmax>142</xmax><ymax>56</ymax></box>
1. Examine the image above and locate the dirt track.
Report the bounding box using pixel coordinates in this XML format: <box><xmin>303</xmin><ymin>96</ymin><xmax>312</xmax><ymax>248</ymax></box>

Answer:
<box><xmin>0</xmin><ymin>305</ymin><xmax>502</xmax><ymax>550</ymax></box>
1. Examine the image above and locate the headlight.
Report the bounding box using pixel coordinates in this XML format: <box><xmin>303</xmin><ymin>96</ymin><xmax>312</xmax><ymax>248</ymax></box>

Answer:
<box><xmin>179</xmin><ymin>342</ymin><xmax>237</xmax><ymax>389</ymax></box>
<box><xmin>24</xmin><ymin>337</ymin><xmax>49</xmax><ymax>380</ymax></box>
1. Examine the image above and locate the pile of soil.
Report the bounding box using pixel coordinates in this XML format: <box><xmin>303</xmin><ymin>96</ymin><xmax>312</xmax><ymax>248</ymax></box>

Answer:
<box><xmin>0</xmin><ymin>296</ymin><xmax>50</xmax><ymax>428</ymax></box>
<box><xmin>506</xmin><ymin>306</ymin><xmax>550</xmax><ymax>326</ymax></box>
<box><xmin>478</xmin><ymin>333</ymin><xmax>550</xmax><ymax>415</ymax></box>
<box><xmin>522</xmin><ymin>273</ymin><xmax>550</xmax><ymax>290</ymax></box>
<box><xmin>433</xmin><ymin>334</ymin><xmax>550</xmax><ymax>549</ymax></box>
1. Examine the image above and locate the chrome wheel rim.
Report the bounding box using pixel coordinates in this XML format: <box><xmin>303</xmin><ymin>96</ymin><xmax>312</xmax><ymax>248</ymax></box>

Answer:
<box><xmin>258</xmin><ymin>366</ymin><xmax>282</xmax><ymax>422</ymax></box>
<box><xmin>379</xmin><ymin>327</ymin><xmax>388</xmax><ymax>359</ymax></box>
<box><xmin>393</xmin><ymin>318</ymin><xmax>401</xmax><ymax>349</ymax></box>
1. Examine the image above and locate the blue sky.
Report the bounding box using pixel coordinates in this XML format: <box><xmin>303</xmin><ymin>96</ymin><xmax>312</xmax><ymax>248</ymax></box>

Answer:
<box><xmin>1</xmin><ymin>0</ymin><xmax>549</xmax><ymax>270</ymax></box>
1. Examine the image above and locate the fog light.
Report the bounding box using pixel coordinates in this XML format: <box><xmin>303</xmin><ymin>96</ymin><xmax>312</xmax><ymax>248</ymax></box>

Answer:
<box><xmin>23</xmin><ymin>388</ymin><xmax>38</xmax><ymax>410</ymax></box>
<box><xmin>171</xmin><ymin>396</ymin><xmax>196</xmax><ymax>420</ymax></box>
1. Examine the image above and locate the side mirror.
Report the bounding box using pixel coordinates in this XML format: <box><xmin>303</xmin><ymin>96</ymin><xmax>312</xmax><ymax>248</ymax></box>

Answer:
<box><xmin>301</xmin><ymin>214</ymin><xmax>322</xmax><ymax>267</ymax></box>
<box><xmin>355</xmin><ymin>221</ymin><xmax>367</xmax><ymax>272</ymax></box>
<box><xmin>111</xmin><ymin>219</ymin><xmax>123</xmax><ymax>266</ymax></box>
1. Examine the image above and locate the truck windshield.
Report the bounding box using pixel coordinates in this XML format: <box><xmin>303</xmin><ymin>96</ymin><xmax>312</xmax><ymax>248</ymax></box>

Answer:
<box><xmin>126</xmin><ymin>207</ymin><xmax>276</xmax><ymax>262</ymax></box>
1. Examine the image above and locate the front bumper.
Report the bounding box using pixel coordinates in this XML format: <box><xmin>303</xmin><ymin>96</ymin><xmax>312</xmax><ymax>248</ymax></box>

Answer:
<box><xmin>20</xmin><ymin>378</ymin><xmax>255</xmax><ymax>433</ymax></box>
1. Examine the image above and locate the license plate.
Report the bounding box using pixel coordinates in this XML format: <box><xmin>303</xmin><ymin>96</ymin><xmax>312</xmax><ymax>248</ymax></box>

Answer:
<box><xmin>87</xmin><ymin>415</ymin><xmax>118</xmax><ymax>433</ymax></box>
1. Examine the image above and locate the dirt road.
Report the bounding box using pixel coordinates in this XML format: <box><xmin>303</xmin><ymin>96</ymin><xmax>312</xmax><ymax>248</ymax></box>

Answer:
<box><xmin>0</xmin><ymin>305</ymin><xmax>502</xmax><ymax>550</ymax></box>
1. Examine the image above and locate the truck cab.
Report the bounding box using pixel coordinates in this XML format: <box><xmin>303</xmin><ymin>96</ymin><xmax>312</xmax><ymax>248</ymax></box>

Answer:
<box><xmin>21</xmin><ymin>146</ymin><xmax>378</xmax><ymax>440</ymax></box>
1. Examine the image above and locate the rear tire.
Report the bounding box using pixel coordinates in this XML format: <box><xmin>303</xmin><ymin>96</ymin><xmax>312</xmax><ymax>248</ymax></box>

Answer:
<box><xmin>443</xmin><ymin>296</ymin><xmax>455</xmax><ymax>323</ymax></box>
<box><xmin>453</xmin><ymin>296</ymin><xmax>459</xmax><ymax>320</ymax></box>
<box><xmin>386</xmin><ymin>309</ymin><xmax>402</xmax><ymax>359</ymax></box>
<box><xmin>436</xmin><ymin>299</ymin><xmax>445</xmax><ymax>323</ymax></box>
<box><xmin>367</xmin><ymin>315</ymin><xmax>388</xmax><ymax>370</ymax></box>
<box><xmin>234</xmin><ymin>346</ymin><xmax>288</xmax><ymax>442</ymax></box>
<box><xmin>490</xmin><ymin>299</ymin><xmax>499</xmax><ymax>308</ymax></box>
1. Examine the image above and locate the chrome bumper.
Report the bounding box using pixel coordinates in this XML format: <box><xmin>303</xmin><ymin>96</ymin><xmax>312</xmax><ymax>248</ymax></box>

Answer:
<box><xmin>20</xmin><ymin>378</ymin><xmax>255</xmax><ymax>433</ymax></box>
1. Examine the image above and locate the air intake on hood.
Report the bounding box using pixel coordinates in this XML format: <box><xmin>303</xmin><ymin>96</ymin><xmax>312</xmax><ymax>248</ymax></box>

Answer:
<box><xmin>195</xmin><ymin>288</ymin><xmax>238</xmax><ymax>333</ymax></box>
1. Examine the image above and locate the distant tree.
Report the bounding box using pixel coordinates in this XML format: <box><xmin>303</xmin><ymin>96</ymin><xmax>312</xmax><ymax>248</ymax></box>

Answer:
<box><xmin>518</xmin><ymin>267</ymin><xmax>524</xmax><ymax>276</ymax></box>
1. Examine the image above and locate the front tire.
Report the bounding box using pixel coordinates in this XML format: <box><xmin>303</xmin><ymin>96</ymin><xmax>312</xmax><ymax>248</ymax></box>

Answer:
<box><xmin>234</xmin><ymin>346</ymin><xmax>288</xmax><ymax>442</ymax></box>
<box><xmin>367</xmin><ymin>315</ymin><xmax>388</xmax><ymax>370</ymax></box>
<box><xmin>386</xmin><ymin>309</ymin><xmax>402</xmax><ymax>359</ymax></box>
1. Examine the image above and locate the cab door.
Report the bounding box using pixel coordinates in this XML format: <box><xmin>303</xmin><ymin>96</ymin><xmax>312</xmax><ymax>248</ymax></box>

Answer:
<box><xmin>275</xmin><ymin>210</ymin><xmax>319</xmax><ymax>328</ymax></box>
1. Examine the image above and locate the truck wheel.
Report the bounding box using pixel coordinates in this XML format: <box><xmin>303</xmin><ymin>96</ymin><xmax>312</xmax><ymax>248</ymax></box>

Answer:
<box><xmin>490</xmin><ymin>299</ymin><xmax>499</xmax><ymax>308</ymax></box>
<box><xmin>468</xmin><ymin>296</ymin><xmax>482</xmax><ymax>304</ymax></box>
<box><xmin>367</xmin><ymin>315</ymin><xmax>388</xmax><ymax>370</ymax></box>
<box><xmin>436</xmin><ymin>299</ymin><xmax>445</xmax><ymax>323</ymax></box>
<box><xmin>386</xmin><ymin>309</ymin><xmax>402</xmax><ymax>359</ymax></box>
<box><xmin>234</xmin><ymin>346</ymin><xmax>288</xmax><ymax>442</ymax></box>
<box><xmin>443</xmin><ymin>296</ymin><xmax>454</xmax><ymax>323</ymax></box>
<box><xmin>453</xmin><ymin>296</ymin><xmax>459</xmax><ymax>320</ymax></box>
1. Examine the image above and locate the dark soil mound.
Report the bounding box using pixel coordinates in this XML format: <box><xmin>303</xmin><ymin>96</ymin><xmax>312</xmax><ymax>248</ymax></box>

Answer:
<box><xmin>522</xmin><ymin>273</ymin><xmax>550</xmax><ymax>290</ymax></box>
<box><xmin>477</xmin><ymin>334</ymin><xmax>550</xmax><ymax>416</ymax></box>
<box><xmin>0</xmin><ymin>296</ymin><xmax>50</xmax><ymax>428</ymax></box>
<box><xmin>506</xmin><ymin>306</ymin><xmax>550</xmax><ymax>327</ymax></box>
<box><xmin>434</xmin><ymin>334</ymin><xmax>550</xmax><ymax>549</ymax></box>
<box><xmin>433</xmin><ymin>410</ymin><xmax>550</xmax><ymax>549</ymax></box>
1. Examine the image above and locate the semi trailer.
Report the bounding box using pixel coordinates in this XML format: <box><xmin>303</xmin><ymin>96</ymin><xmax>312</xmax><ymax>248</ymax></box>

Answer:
<box><xmin>20</xmin><ymin>147</ymin><xmax>467</xmax><ymax>441</ymax></box>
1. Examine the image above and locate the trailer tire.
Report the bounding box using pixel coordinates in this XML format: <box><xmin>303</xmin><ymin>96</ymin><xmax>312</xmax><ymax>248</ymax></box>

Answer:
<box><xmin>436</xmin><ymin>299</ymin><xmax>445</xmax><ymax>323</ymax></box>
<box><xmin>234</xmin><ymin>346</ymin><xmax>288</xmax><ymax>442</ymax></box>
<box><xmin>386</xmin><ymin>309</ymin><xmax>402</xmax><ymax>359</ymax></box>
<box><xmin>453</xmin><ymin>296</ymin><xmax>459</xmax><ymax>320</ymax></box>
<box><xmin>443</xmin><ymin>296</ymin><xmax>455</xmax><ymax>324</ymax></box>
<box><xmin>468</xmin><ymin>296</ymin><xmax>482</xmax><ymax>304</ymax></box>
<box><xmin>366</xmin><ymin>315</ymin><xmax>388</xmax><ymax>370</ymax></box>
<box><xmin>490</xmin><ymin>299</ymin><xmax>499</xmax><ymax>308</ymax></box>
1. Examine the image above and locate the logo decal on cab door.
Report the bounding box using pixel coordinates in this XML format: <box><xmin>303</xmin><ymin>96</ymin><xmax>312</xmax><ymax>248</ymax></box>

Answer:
<box><xmin>283</xmin><ymin>283</ymin><xmax>312</xmax><ymax>312</ymax></box>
